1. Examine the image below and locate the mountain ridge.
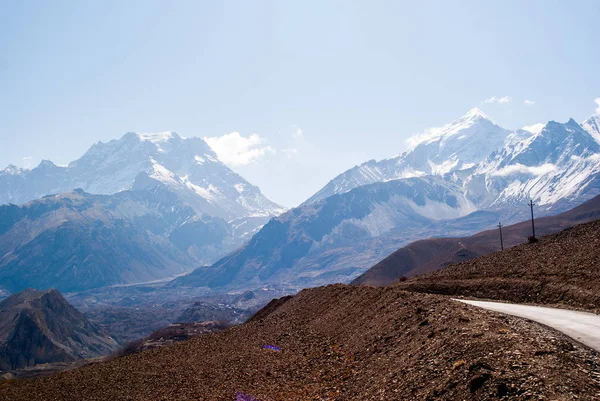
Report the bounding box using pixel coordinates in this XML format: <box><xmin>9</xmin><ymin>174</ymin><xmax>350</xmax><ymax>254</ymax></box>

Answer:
<box><xmin>0</xmin><ymin>131</ymin><xmax>284</xmax><ymax>220</ymax></box>
<box><xmin>0</xmin><ymin>186</ymin><xmax>247</xmax><ymax>293</ymax></box>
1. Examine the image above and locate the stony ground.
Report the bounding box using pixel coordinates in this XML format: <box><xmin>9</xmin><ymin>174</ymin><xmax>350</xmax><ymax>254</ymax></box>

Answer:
<box><xmin>116</xmin><ymin>321</ymin><xmax>231</xmax><ymax>356</ymax></box>
<box><xmin>2</xmin><ymin>284</ymin><xmax>599</xmax><ymax>400</ymax></box>
<box><xmin>398</xmin><ymin>219</ymin><xmax>600</xmax><ymax>312</ymax></box>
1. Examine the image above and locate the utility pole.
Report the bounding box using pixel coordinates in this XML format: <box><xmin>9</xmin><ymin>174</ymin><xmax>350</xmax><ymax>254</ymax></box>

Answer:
<box><xmin>528</xmin><ymin>199</ymin><xmax>536</xmax><ymax>240</ymax></box>
<box><xmin>497</xmin><ymin>222</ymin><xmax>504</xmax><ymax>250</ymax></box>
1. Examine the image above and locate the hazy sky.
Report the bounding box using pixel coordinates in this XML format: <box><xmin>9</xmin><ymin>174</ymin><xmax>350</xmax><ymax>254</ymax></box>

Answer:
<box><xmin>1</xmin><ymin>0</ymin><xmax>599</xmax><ymax>207</ymax></box>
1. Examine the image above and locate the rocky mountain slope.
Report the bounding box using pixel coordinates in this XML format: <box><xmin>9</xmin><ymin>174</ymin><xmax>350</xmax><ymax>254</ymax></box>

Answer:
<box><xmin>0</xmin><ymin>289</ymin><xmax>117</xmax><ymax>372</ymax></box>
<box><xmin>171</xmin><ymin>176</ymin><xmax>487</xmax><ymax>290</ymax></box>
<box><xmin>353</xmin><ymin>193</ymin><xmax>600</xmax><ymax>286</ymax></box>
<box><xmin>397</xmin><ymin>217</ymin><xmax>600</xmax><ymax>312</ymax></box>
<box><xmin>2</xmin><ymin>285</ymin><xmax>599</xmax><ymax>400</ymax></box>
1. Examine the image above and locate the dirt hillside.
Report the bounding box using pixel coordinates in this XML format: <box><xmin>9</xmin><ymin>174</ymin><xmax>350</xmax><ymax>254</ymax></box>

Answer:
<box><xmin>2</xmin><ymin>285</ymin><xmax>599</xmax><ymax>400</ymax></box>
<box><xmin>398</xmin><ymin>218</ymin><xmax>600</xmax><ymax>311</ymax></box>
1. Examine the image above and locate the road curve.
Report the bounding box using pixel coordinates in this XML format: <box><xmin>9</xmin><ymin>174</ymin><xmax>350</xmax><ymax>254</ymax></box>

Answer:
<box><xmin>454</xmin><ymin>299</ymin><xmax>600</xmax><ymax>352</ymax></box>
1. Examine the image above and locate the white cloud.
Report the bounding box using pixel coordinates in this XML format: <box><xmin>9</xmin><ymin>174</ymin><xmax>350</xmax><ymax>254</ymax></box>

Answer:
<box><xmin>282</xmin><ymin>148</ymin><xmax>299</xmax><ymax>159</ymax></box>
<box><xmin>492</xmin><ymin>163</ymin><xmax>557</xmax><ymax>177</ymax></box>
<box><xmin>484</xmin><ymin>96</ymin><xmax>512</xmax><ymax>104</ymax></box>
<box><xmin>570</xmin><ymin>154</ymin><xmax>600</xmax><ymax>162</ymax></box>
<box><xmin>204</xmin><ymin>132</ymin><xmax>275</xmax><ymax>166</ymax></box>
<box><xmin>524</xmin><ymin>100</ymin><xmax>535</xmax><ymax>105</ymax></box>
<box><xmin>595</xmin><ymin>97</ymin><xmax>600</xmax><ymax>114</ymax></box>
<box><xmin>293</xmin><ymin>126</ymin><xmax>303</xmax><ymax>138</ymax></box>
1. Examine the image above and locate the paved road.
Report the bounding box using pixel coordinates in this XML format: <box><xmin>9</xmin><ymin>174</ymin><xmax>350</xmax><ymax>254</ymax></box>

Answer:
<box><xmin>454</xmin><ymin>299</ymin><xmax>600</xmax><ymax>352</ymax></box>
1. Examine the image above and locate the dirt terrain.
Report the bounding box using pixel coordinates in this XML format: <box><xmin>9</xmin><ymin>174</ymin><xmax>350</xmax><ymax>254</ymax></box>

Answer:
<box><xmin>398</xmin><ymin>218</ymin><xmax>600</xmax><ymax>312</ymax></box>
<box><xmin>2</xmin><ymin>284</ymin><xmax>599</xmax><ymax>400</ymax></box>
<box><xmin>117</xmin><ymin>321</ymin><xmax>231</xmax><ymax>356</ymax></box>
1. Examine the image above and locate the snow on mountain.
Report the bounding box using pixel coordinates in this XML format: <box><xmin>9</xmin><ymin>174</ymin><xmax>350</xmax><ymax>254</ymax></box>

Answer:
<box><xmin>304</xmin><ymin>108</ymin><xmax>511</xmax><ymax>205</ymax></box>
<box><xmin>583</xmin><ymin>115</ymin><xmax>600</xmax><ymax>144</ymax></box>
<box><xmin>0</xmin><ymin>132</ymin><xmax>284</xmax><ymax>220</ymax></box>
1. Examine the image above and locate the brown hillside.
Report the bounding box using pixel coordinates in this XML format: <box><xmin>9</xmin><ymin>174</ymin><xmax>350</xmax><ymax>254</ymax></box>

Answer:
<box><xmin>2</xmin><ymin>285</ymin><xmax>599</xmax><ymax>400</ymax></box>
<box><xmin>354</xmin><ymin>195</ymin><xmax>600</xmax><ymax>286</ymax></box>
<box><xmin>398</xmin><ymin>218</ymin><xmax>600</xmax><ymax>311</ymax></box>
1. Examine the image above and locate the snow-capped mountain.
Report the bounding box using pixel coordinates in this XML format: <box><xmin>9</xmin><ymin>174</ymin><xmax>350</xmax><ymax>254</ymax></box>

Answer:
<box><xmin>0</xmin><ymin>132</ymin><xmax>285</xmax><ymax>293</ymax></box>
<box><xmin>307</xmin><ymin>109</ymin><xmax>600</xmax><ymax>212</ymax></box>
<box><xmin>463</xmin><ymin>119</ymin><xmax>600</xmax><ymax>208</ymax></box>
<box><xmin>0</xmin><ymin>132</ymin><xmax>284</xmax><ymax>221</ymax></box>
<box><xmin>304</xmin><ymin>108</ymin><xmax>510</xmax><ymax>204</ymax></box>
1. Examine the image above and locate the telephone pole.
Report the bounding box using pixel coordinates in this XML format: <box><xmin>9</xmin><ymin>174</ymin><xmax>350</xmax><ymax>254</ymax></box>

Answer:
<box><xmin>497</xmin><ymin>222</ymin><xmax>504</xmax><ymax>250</ymax></box>
<box><xmin>528</xmin><ymin>199</ymin><xmax>536</xmax><ymax>239</ymax></box>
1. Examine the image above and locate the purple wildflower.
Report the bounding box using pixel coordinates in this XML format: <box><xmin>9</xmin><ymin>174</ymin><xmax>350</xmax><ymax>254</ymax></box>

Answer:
<box><xmin>262</xmin><ymin>344</ymin><xmax>281</xmax><ymax>351</ymax></box>
<box><xmin>236</xmin><ymin>392</ymin><xmax>261</xmax><ymax>401</ymax></box>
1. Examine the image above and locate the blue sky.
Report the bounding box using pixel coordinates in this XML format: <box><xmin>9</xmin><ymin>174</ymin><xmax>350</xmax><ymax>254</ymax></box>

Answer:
<box><xmin>1</xmin><ymin>0</ymin><xmax>599</xmax><ymax>207</ymax></box>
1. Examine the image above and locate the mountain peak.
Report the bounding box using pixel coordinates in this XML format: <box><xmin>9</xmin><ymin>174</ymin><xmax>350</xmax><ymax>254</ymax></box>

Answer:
<box><xmin>406</xmin><ymin>107</ymin><xmax>498</xmax><ymax>148</ymax></box>
<box><xmin>37</xmin><ymin>159</ymin><xmax>58</xmax><ymax>169</ymax></box>
<box><xmin>136</xmin><ymin>131</ymin><xmax>181</xmax><ymax>144</ymax></box>
<box><xmin>1</xmin><ymin>164</ymin><xmax>25</xmax><ymax>175</ymax></box>
<box><xmin>566</xmin><ymin>117</ymin><xmax>579</xmax><ymax>126</ymax></box>
<box><xmin>463</xmin><ymin>107</ymin><xmax>488</xmax><ymax>120</ymax></box>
